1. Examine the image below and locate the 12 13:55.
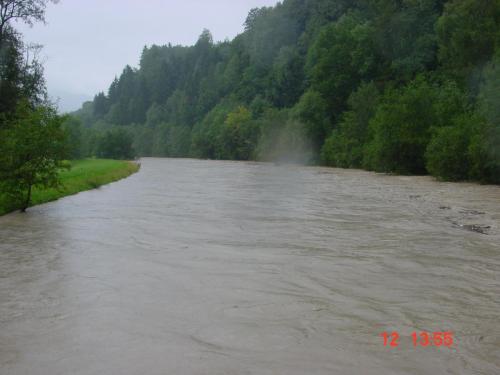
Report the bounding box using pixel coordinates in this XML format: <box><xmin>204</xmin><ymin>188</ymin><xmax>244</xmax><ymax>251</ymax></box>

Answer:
<box><xmin>381</xmin><ymin>331</ymin><xmax>454</xmax><ymax>348</ymax></box>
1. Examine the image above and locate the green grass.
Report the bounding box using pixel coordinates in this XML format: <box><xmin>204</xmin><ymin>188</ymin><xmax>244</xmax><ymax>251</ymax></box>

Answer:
<box><xmin>0</xmin><ymin>159</ymin><xmax>140</xmax><ymax>215</ymax></box>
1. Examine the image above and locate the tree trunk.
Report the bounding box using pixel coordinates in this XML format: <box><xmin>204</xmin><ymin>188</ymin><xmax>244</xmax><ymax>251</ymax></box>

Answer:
<box><xmin>21</xmin><ymin>184</ymin><xmax>32</xmax><ymax>213</ymax></box>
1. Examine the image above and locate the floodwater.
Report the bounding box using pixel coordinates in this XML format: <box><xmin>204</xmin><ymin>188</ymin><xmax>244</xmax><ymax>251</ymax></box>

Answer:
<box><xmin>0</xmin><ymin>158</ymin><xmax>499</xmax><ymax>375</ymax></box>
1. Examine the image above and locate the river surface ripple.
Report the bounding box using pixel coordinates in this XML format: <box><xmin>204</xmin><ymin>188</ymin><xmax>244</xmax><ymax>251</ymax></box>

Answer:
<box><xmin>1</xmin><ymin>158</ymin><xmax>499</xmax><ymax>375</ymax></box>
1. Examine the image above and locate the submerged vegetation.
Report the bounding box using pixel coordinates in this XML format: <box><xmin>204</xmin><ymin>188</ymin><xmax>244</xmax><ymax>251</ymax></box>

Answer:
<box><xmin>72</xmin><ymin>0</ymin><xmax>500</xmax><ymax>184</ymax></box>
<box><xmin>0</xmin><ymin>159</ymin><xmax>140</xmax><ymax>215</ymax></box>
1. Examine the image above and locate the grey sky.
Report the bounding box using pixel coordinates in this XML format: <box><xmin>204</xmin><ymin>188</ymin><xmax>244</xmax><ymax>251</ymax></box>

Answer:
<box><xmin>17</xmin><ymin>0</ymin><xmax>279</xmax><ymax>112</ymax></box>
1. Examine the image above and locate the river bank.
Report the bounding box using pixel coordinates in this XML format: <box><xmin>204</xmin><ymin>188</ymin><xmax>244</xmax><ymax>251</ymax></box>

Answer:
<box><xmin>0</xmin><ymin>159</ymin><xmax>140</xmax><ymax>216</ymax></box>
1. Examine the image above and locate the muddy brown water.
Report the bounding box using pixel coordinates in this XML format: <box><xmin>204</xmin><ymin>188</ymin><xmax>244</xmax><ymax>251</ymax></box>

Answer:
<box><xmin>1</xmin><ymin>158</ymin><xmax>499</xmax><ymax>375</ymax></box>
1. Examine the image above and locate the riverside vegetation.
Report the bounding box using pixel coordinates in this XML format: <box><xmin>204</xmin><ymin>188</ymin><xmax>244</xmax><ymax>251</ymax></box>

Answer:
<box><xmin>0</xmin><ymin>159</ymin><xmax>139</xmax><ymax>216</ymax></box>
<box><xmin>71</xmin><ymin>0</ymin><xmax>500</xmax><ymax>184</ymax></box>
<box><xmin>0</xmin><ymin>1</ymin><xmax>138</xmax><ymax>214</ymax></box>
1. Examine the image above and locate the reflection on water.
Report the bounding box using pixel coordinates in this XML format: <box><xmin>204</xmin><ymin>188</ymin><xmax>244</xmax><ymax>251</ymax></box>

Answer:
<box><xmin>1</xmin><ymin>158</ymin><xmax>499</xmax><ymax>375</ymax></box>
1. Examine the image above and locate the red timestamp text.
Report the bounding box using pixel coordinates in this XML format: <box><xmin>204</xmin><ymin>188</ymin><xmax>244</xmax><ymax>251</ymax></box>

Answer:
<box><xmin>380</xmin><ymin>331</ymin><xmax>454</xmax><ymax>348</ymax></box>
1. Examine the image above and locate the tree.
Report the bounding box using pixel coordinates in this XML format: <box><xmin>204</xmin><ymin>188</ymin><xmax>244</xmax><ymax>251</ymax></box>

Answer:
<box><xmin>437</xmin><ymin>0</ymin><xmax>500</xmax><ymax>73</ymax></box>
<box><xmin>0</xmin><ymin>0</ymin><xmax>56</xmax><ymax>44</ymax></box>
<box><xmin>1</xmin><ymin>2</ymin><xmax>48</xmax><ymax>118</ymax></box>
<box><xmin>371</xmin><ymin>0</ymin><xmax>441</xmax><ymax>81</ymax></box>
<box><xmin>220</xmin><ymin>106</ymin><xmax>257</xmax><ymax>160</ymax></box>
<box><xmin>62</xmin><ymin>116</ymin><xmax>83</xmax><ymax>160</ymax></box>
<box><xmin>291</xmin><ymin>89</ymin><xmax>329</xmax><ymax>156</ymax></box>
<box><xmin>267</xmin><ymin>46</ymin><xmax>305</xmax><ymax>108</ymax></box>
<box><xmin>423</xmin><ymin>54</ymin><xmax>500</xmax><ymax>182</ymax></box>
<box><xmin>0</xmin><ymin>26</ymin><xmax>23</xmax><ymax>118</ymax></box>
<box><xmin>0</xmin><ymin>102</ymin><xmax>68</xmax><ymax>211</ymax></box>
<box><xmin>93</xmin><ymin>92</ymin><xmax>109</xmax><ymax>117</ymax></box>
<box><xmin>96</xmin><ymin>128</ymin><xmax>135</xmax><ymax>160</ymax></box>
<box><xmin>469</xmin><ymin>53</ymin><xmax>500</xmax><ymax>183</ymax></box>
<box><xmin>478</xmin><ymin>52</ymin><xmax>500</xmax><ymax>126</ymax></box>
<box><xmin>322</xmin><ymin>82</ymin><xmax>379</xmax><ymax>168</ymax></box>
<box><xmin>425</xmin><ymin>113</ymin><xmax>479</xmax><ymax>181</ymax></box>
<box><xmin>307</xmin><ymin>12</ymin><xmax>379</xmax><ymax>118</ymax></box>
<box><xmin>364</xmin><ymin>76</ymin><xmax>469</xmax><ymax>174</ymax></box>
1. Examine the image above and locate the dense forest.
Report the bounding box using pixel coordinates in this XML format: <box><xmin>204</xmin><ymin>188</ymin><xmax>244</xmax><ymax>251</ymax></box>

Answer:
<box><xmin>72</xmin><ymin>0</ymin><xmax>500</xmax><ymax>183</ymax></box>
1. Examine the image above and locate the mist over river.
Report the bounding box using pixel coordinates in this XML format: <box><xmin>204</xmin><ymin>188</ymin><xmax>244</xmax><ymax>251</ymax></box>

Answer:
<box><xmin>1</xmin><ymin>158</ymin><xmax>499</xmax><ymax>374</ymax></box>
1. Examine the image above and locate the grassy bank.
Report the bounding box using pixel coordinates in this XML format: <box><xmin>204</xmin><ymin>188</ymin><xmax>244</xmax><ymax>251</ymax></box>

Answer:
<box><xmin>0</xmin><ymin>159</ymin><xmax>140</xmax><ymax>215</ymax></box>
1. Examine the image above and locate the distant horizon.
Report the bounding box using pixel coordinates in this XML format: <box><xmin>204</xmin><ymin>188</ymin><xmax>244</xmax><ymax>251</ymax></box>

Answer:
<box><xmin>17</xmin><ymin>0</ymin><xmax>279</xmax><ymax>113</ymax></box>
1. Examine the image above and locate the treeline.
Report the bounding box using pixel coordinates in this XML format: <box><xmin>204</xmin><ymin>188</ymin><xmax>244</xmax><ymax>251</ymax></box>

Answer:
<box><xmin>74</xmin><ymin>0</ymin><xmax>500</xmax><ymax>183</ymax></box>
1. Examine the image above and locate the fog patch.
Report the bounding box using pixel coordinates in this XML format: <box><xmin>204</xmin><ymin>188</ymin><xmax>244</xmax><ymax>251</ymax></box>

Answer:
<box><xmin>257</xmin><ymin>118</ymin><xmax>314</xmax><ymax>165</ymax></box>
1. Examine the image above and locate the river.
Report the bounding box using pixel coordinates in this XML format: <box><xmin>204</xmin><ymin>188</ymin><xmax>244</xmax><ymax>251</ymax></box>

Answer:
<box><xmin>0</xmin><ymin>158</ymin><xmax>499</xmax><ymax>374</ymax></box>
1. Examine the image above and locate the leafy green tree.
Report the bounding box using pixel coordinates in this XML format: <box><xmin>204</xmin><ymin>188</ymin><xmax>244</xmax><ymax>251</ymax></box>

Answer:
<box><xmin>244</xmin><ymin>4</ymin><xmax>301</xmax><ymax>68</ymax></box>
<box><xmin>165</xmin><ymin>124</ymin><xmax>192</xmax><ymax>157</ymax></box>
<box><xmin>164</xmin><ymin>89</ymin><xmax>192</xmax><ymax>126</ymax></box>
<box><xmin>131</xmin><ymin>125</ymin><xmax>155</xmax><ymax>156</ymax></box>
<box><xmin>364</xmin><ymin>76</ymin><xmax>469</xmax><ymax>174</ymax></box>
<box><xmin>93</xmin><ymin>92</ymin><xmax>109</xmax><ymax>117</ymax></box>
<box><xmin>0</xmin><ymin>103</ymin><xmax>68</xmax><ymax>211</ymax></box>
<box><xmin>190</xmin><ymin>100</ymin><xmax>236</xmax><ymax>159</ymax></box>
<box><xmin>0</xmin><ymin>27</ymin><xmax>23</xmax><ymax>118</ymax></box>
<box><xmin>0</xmin><ymin>1</ymin><xmax>53</xmax><ymax>114</ymax></box>
<box><xmin>96</xmin><ymin>128</ymin><xmax>135</xmax><ymax>160</ymax></box>
<box><xmin>468</xmin><ymin>121</ymin><xmax>500</xmax><ymax>184</ymax></box>
<box><xmin>0</xmin><ymin>26</ymin><xmax>45</xmax><ymax>118</ymax></box>
<box><xmin>371</xmin><ymin>0</ymin><xmax>441</xmax><ymax>81</ymax></box>
<box><xmin>307</xmin><ymin>12</ymin><xmax>379</xmax><ymax>117</ymax></box>
<box><xmin>291</xmin><ymin>89</ymin><xmax>329</xmax><ymax>155</ymax></box>
<box><xmin>425</xmin><ymin>113</ymin><xmax>480</xmax><ymax>181</ymax></box>
<box><xmin>219</xmin><ymin>106</ymin><xmax>257</xmax><ymax>160</ymax></box>
<box><xmin>437</xmin><ymin>0</ymin><xmax>500</xmax><ymax>73</ymax></box>
<box><xmin>322</xmin><ymin>82</ymin><xmax>379</xmax><ymax>168</ymax></box>
<box><xmin>478</xmin><ymin>52</ymin><xmax>500</xmax><ymax>126</ymax></box>
<box><xmin>249</xmin><ymin>95</ymin><xmax>272</xmax><ymax>117</ymax></box>
<box><xmin>267</xmin><ymin>46</ymin><xmax>305</xmax><ymax>107</ymax></box>
<box><xmin>0</xmin><ymin>0</ymin><xmax>55</xmax><ymax>43</ymax></box>
<box><xmin>469</xmin><ymin>53</ymin><xmax>500</xmax><ymax>183</ymax></box>
<box><xmin>62</xmin><ymin>116</ymin><xmax>83</xmax><ymax>159</ymax></box>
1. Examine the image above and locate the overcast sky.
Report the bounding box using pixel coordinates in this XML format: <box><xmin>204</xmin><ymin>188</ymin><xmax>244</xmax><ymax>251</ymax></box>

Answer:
<box><xmin>17</xmin><ymin>0</ymin><xmax>279</xmax><ymax>112</ymax></box>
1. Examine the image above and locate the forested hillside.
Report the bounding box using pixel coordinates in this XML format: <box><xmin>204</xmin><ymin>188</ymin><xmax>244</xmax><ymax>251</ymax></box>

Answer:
<box><xmin>73</xmin><ymin>0</ymin><xmax>500</xmax><ymax>183</ymax></box>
